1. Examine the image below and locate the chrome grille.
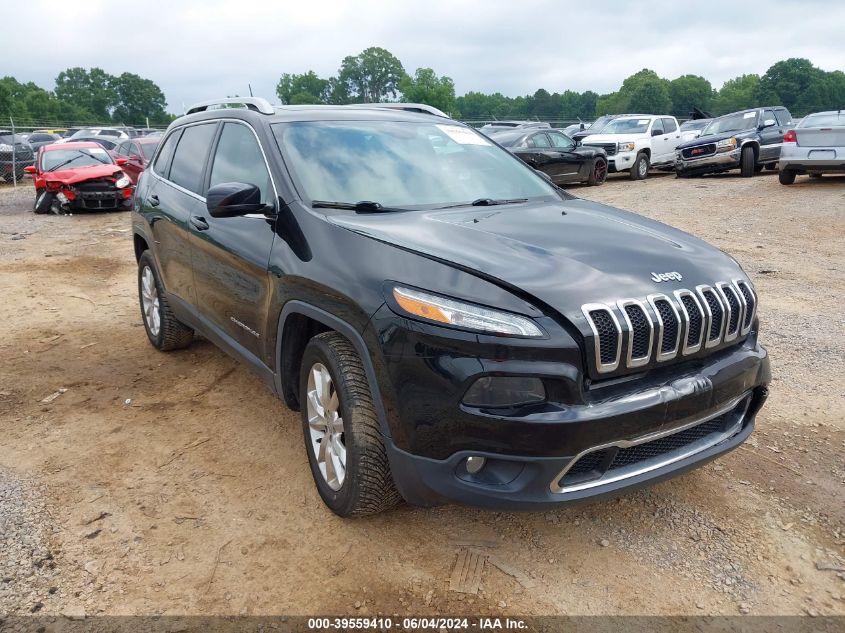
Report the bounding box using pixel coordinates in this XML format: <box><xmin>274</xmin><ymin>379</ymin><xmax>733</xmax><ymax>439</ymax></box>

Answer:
<box><xmin>582</xmin><ymin>280</ymin><xmax>753</xmax><ymax>374</ymax></box>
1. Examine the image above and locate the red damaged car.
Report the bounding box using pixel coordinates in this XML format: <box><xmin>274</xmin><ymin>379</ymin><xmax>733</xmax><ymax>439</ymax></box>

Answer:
<box><xmin>25</xmin><ymin>141</ymin><xmax>135</xmax><ymax>214</ymax></box>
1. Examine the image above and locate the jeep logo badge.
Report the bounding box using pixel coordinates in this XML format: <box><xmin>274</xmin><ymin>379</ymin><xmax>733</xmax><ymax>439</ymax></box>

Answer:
<box><xmin>651</xmin><ymin>271</ymin><xmax>683</xmax><ymax>283</ymax></box>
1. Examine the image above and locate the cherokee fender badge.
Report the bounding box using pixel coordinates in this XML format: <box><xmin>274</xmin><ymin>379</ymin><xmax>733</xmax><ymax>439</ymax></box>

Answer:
<box><xmin>650</xmin><ymin>271</ymin><xmax>683</xmax><ymax>283</ymax></box>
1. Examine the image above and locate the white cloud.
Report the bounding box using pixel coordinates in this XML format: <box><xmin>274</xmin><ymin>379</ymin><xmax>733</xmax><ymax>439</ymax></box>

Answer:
<box><xmin>3</xmin><ymin>0</ymin><xmax>844</xmax><ymax>113</ymax></box>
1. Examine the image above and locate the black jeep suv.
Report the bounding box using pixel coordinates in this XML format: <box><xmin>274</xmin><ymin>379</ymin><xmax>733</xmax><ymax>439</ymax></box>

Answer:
<box><xmin>132</xmin><ymin>98</ymin><xmax>770</xmax><ymax>516</ymax></box>
<box><xmin>675</xmin><ymin>106</ymin><xmax>794</xmax><ymax>177</ymax></box>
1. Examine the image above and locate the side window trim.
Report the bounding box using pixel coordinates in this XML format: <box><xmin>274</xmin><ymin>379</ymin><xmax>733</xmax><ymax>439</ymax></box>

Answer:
<box><xmin>151</xmin><ymin>128</ymin><xmax>183</xmax><ymax>180</ymax></box>
<box><xmin>155</xmin><ymin>121</ymin><xmax>219</xmax><ymax>200</ymax></box>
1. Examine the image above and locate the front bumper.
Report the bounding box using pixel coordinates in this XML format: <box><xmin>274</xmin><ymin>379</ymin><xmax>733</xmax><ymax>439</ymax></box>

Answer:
<box><xmin>608</xmin><ymin>151</ymin><xmax>635</xmax><ymax>173</ymax></box>
<box><xmin>675</xmin><ymin>148</ymin><xmax>740</xmax><ymax>175</ymax></box>
<box><xmin>371</xmin><ymin>305</ymin><xmax>770</xmax><ymax>509</ymax></box>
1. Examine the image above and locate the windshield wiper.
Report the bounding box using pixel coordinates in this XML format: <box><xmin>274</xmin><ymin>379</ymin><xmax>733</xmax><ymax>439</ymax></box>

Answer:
<box><xmin>310</xmin><ymin>200</ymin><xmax>410</xmax><ymax>213</ymax></box>
<box><xmin>437</xmin><ymin>197</ymin><xmax>529</xmax><ymax>210</ymax></box>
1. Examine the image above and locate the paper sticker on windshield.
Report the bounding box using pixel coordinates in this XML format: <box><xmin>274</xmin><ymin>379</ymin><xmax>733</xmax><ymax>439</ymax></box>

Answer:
<box><xmin>743</xmin><ymin>112</ymin><xmax>756</xmax><ymax>119</ymax></box>
<box><xmin>436</xmin><ymin>125</ymin><xmax>490</xmax><ymax>145</ymax></box>
<box><xmin>638</xmin><ymin>119</ymin><xmax>650</xmax><ymax>124</ymax></box>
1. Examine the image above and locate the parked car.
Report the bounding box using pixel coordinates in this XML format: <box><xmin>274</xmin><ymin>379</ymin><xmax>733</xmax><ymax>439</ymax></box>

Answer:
<box><xmin>488</xmin><ymin>128</ymin><xmax>608</xmax><ymax>185</ymax></box>
<box><xmin>480</xmin><ymin>121</ymin><xmax>550</xmax><ymax>132</ymax></box>
<box><xmin>114</xmin><ymin>137</ymin><xmax>160</xmax><ymax>184</ymax></box>
<box><xmin>131</xmin><ymin>97</ymin><xmax>769</xmax><ymax>516</ymax></box>
<box><xmin>69</xmin><ymin>136</ymin><xmax>120</xmax><ymax>152</ymax></box>
<box><xmin>68</xmin><ymin>127</ymin><xmax>132</xmax><ymax>141</ymax></box>
<box><xmin>24</xmin><ymin>132</ymin><xmax>62</xmax><ymax>152</ymax></box>
<box><xmin>559</xmin><ymin>123</ymin><xmax>588</xmax><ymax>137</ymax></box>
<box><xmin>24</xmin><ymin>141</ymin><xmax>133</xmax><ymax>214</ymax></box>
<box><xmin>778</xmin><ymin>110</ymin><xmax>845</xmax><ymax>184</ymax></box>
<box><xmin>675</xmin><ymin>107</ymin><xmax>794</xmax><ymax>178</ymax></box>
<box><xmin>581</xmin><ymin>115</ymin><xmax>682</xmax><ymax>179</ymax></box>
<box><xmin>679</xmin><ymin>119</ymin><xmax>712</xmax><ymax>141</ymax></box>
<box><xmin>62</xmin><ymin>128</ymin><xmax>83</xmax><ymax>138</ymax></box>
<box><xmin>0</xmin><ymin>130</ymin><xmax>35</xmax><ymax>182</ymax></box>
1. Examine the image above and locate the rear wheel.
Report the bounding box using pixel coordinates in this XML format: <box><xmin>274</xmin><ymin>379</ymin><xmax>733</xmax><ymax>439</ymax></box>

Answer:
<box><xmin>778</xmin><ymin>169</ymin><xmax>796</xmax><ymax>185</ymax></box>
<box><xmin>740</xmin><ymin>147</ymin><xmax>756</xmax><ymax>177</ymax></box>
<box><xmin>587</xmin><ymin>157</ymin><xmax>607</xmax><ymax>185</ymax></box>
<box><xmin>300</xmin><ymin>332</ymin><xmax>401</xmax><ymax>517</ymax></box>
<box><xmin>137</xmin><ymin>251</ymin><xmax>193</xmax><ymax>351</ymax></box>
<box><xmin>629</xmin><ymin>153</ymin><xmax>649</xmax><ymax>180</ymax></box>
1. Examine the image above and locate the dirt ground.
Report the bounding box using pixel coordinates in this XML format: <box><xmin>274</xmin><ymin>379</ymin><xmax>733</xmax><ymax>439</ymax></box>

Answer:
<box><xmin>0</xmin><ymin>170</ymin><xmax>843</xmax><ymax>618</ymax></box>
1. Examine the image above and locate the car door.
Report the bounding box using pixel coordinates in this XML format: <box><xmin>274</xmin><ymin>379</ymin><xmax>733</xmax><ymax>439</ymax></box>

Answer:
<box><xmin>648</xmin><ymin>118</ymin><xmax>670</xmax><ymax>163</ymax></box>
<box><xmin>122</xmin><ymin>141</ymin><xmax>145</xmax><ymax>184</ymax></box>
<box><xmin>548</xmin><ymin>132</ymin><xmax>585</xmax><ymax>182</ymax></box>
<box><xmin>662</xmin><ymin>118</ymin><xmax>682</xmax><ymax>157</ymax></box>
<box><xmin>758</xmin><ymin>109</ymin><xmax>782</xmax><ymax>162</ymax></box>
<box><xmin>523</xmin><ymin>132</ymin><xmax>557</xmax><ymax>177</ymax></box>
<box><xmin>189</xmin><ymin>120</ymin><xmax>277</xmax><ymax>362</ymax></box>
<box><xmin>146</xmin><ymin>123</ymin><xmax>217</xmax><ymax>312</ymax></box>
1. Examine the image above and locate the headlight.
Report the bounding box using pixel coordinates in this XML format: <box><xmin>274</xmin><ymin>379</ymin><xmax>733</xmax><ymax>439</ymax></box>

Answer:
<box><xmin>715</xmin><ymin>137</ymin><xmax>737</xmax><ymax>151</ymax></box>
<box><xmin>391</xmin><ymin>286</ymin><xmax>543</xmax><ymax>337</ymax></box>
<box><xmin>114</xmin><ymin>175</ymin><xmax>131</xmax><ymax>189</ymax></box>
<box><xmin>617</xmin><ymin>142</ymin><xmax>636</xmax><ymax>152</ymax></box>
<box><xmin>0</xmin><ymin>143</ymin><xmax>12</xmax><ymax>152</ymax></box>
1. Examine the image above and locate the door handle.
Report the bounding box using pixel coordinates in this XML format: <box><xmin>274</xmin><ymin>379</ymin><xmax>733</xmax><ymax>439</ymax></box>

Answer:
<box><xmin>147</xmin><ymin>194</ymin><xmax>159</xmax><ymax>207</ymax></box>
<box><xmin>190</xmin><ymin>215</ymin><xmax>210</xmax><ymax>231</ymax></box>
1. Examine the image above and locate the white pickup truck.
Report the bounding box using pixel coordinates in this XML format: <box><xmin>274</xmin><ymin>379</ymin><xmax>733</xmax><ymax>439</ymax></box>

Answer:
<box><xmin>580</xmin><ymin>115</ymin><xmax>682</xmax><ymax>180</ymax></box>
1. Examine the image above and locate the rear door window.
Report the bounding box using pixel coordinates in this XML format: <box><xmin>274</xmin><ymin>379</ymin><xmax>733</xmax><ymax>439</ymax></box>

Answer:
<box><xmin>662</xmin><ymin>118</ymin><xmax>678</xmax><ymax>133</ymax></box>
<box><xmin>168</xmin><ymin>123</ymin><xmax>217</xmax><ymax>194</ymax></box>
<box><xmin>153</xmin><ymin>130</ymin><xmax>180</xmax><ymax>176</ymax></box>
<box><xmin>774</xmin><ymin>109</ymin><xmax>793</xmax><ymax>127</ymax></box>
<box><xmin>549</xmin><ymin>132</ymin><xmax>575</xmax><ymax>150</ymax></box>
<box><xmin>528</xmin><ymin>133</ymin><xmax>551</xmax><ymax>148</ymax></box>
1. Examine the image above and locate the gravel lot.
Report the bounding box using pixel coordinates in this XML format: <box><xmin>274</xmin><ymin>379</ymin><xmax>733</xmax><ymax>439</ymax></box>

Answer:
<box><xmin>0</xmin><ymin>171</ymin><xmax>843</xmax><ymax>618</ymax></box>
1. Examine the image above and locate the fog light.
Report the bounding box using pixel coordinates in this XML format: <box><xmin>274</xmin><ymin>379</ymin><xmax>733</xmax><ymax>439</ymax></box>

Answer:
<box><xmin>465</xmin><ymin>456</ymin><xmax>486</xmax><ymax>474</ymax></box>
<box><xmin>462</xmin><ymin>376</ymin><xmax>546</xmax><ymax>408</ymax></box>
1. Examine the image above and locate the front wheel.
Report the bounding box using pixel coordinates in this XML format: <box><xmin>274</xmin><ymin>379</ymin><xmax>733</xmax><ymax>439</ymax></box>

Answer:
<box><xmin>34</xmin><ymin>189</ymin><xmax>54</xmax><ymax>214</ymax></box>
<box><xmin>300</xmin><ymin>332</ymin><xmax>401</xmax><ymax>517</ymax></box>
<box><xmin>740</xmin><ymin>147</ymin><xmax>756</xmax><ymax>177</ymax></box>
<box><xmin>778</xmin><ymin>169</ymin><xmax>796</xmax><ymax>185</ymax></box>
<box><xmin>587</xmin><ymin>157</ymin><xmax>607</xmax><ymax>186</ymax></box>
<box><xmin>629</xmin><ymin>153</ymin><xmax>649</xmax><ymax>180</ymax></box>
<box><xmin>137</xmin><ymin>251</ymin><xmax>193</xmax><ymax>351</ymax></box>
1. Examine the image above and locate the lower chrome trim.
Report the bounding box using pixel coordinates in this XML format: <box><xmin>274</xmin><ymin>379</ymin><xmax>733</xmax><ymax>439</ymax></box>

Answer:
<box><xmin>550</xmin><ymin>392</ymin><xmax>750</xmax><ymax>494</ymax></box>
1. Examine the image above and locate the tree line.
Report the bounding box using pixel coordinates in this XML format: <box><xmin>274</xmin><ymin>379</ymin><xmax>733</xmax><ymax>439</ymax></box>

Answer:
<box><xmin>278</xmin><ymin>48</ymin><xmax>845</xmax><ymax>121</ymax></box>
<box><xmin>0</xmin><ymin>68</ymin><xmax>172</xmax><ymax>127</ymax></box>
<box><xmin>2</xmin><ymin>52</ymin><xmax>843</xmax><ymax>128</ymax></box>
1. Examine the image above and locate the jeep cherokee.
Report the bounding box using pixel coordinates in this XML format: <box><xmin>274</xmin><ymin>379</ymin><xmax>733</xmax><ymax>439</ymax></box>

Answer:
<box><xmin>131</xmin><ymin>97</ymin><xmax>770</xmax><ymax>516</ymax></box>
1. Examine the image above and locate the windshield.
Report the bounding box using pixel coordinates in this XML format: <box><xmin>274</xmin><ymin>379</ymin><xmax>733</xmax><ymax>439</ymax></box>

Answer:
<box><xmin>588</xmin><ymin>115</ymin><xmax>614</xmax><ymax>132</ymax></box>
<box><xmin>272</xmin><ymin>120</ymin><xmax>558</xmax><ymax>209</ymax></box>
<box><xmin>40</xmin><ymin>147</ymin><xmax>112</xmax><ymax>170</ymax></box>
<box><xmin>597</xmin><ymin>118</ymin><xmax>651</xmax><ymax>135</ymax></box>
<box><xmin>799</xmin><ymin>112</ymin><xmax>844</xmax><ymax>128</ymax></box>
<box><xmin>140</xmin><ymin>141</ymin><xmax>159</xmax><ymax>159</ymax></box>
<box><xmin>702</xmin><ymin>111</ymin><xmax>758</xmax><ymax>136</ymax></box>
<box><xmin>680</xmin><ymin>120</ymin><xmax>710</xmax><ymax>131</ymax></box>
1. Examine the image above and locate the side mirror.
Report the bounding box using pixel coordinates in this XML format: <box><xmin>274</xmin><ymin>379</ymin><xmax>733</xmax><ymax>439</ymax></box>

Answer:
<box><xmin>115</xmin><ymin>157</ymin><xmax>128</xmax><ymax>166</ymax></box>
<box><xmin>206</xmin><ymin>182</ymin><xmax>264</xmax><ymax>218</ymax></box>
<box><xmin>651</xmin><ymin>129</ymin><xmax>663</xmax><ymax>137</ymax></box>
<box><xmin>24</xmin><ymin>165</ymin><xmax>36</xmax><ymax>174</ymax></box>
<box><xmin>761</xmin><ymin>119</ymin><xmax>777</xmax><ymax>129</ymax></box>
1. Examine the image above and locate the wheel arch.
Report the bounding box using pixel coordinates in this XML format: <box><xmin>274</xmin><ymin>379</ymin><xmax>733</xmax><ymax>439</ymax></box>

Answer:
<box><xmin>740</xmin><ymin>140</ymin><xmax>760</xmax><ymax>160</ymax></box>
<box><xmin>133</xmin><ymin>232</ymin><xmax>150</xmax><ymax>262</ymax></box>
<box><xmin>275</xmin><ymin>301</ymin><xmax>392</xmax><ymax>438</ymax></box>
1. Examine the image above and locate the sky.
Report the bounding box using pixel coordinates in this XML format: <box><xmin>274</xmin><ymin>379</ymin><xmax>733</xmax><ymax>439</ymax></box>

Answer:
<box><xmin>4</xmin><ymin>0</ymin><xmax>845</xmax><ymax>114</ymax></box>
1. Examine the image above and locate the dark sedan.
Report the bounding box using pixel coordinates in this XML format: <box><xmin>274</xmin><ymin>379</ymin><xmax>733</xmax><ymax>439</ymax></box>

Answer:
<box><xmin>487</xmin><ymin>128</ymin><xmax>608</xmax><ymax>186</ymax></box>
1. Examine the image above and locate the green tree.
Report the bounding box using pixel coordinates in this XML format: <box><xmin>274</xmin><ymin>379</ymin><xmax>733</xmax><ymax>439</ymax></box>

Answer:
<box><xmin>276</xmin><ymin>71</ymin><xmax>330</xmax><ymax>105</ymax></box>
<box><xmin>669</xmin><ymin>75</ymin><xmax>713</xmax><ymax>116</ymax></box>
<box><xmin>111</xmin><ymin>72</ymin><xmax>168</xmax><ymax>124</ymax></box>
<box><xmin>54</xmin><ymin>67</ymin><xmax>115</xmax><ymax>120</ymax></box>
<box><xmin>595</xmin><ymin>69</ymin><xmax>672</xmax><ymax>116</ymax></box>
<box><xmin>712</xmin><ymin>74</ymin><xmax>760</xmax><ymax>114</ymax></box>
<box><xmin>755</xmin><ymin>58</ymin><xmax>844</xmax><ymax>115</ymax></box>
<box><xmin>399</xmin><ymin>67</ymin><xmax>457</xmax><ymax>114</ymax></box>
<box><xmin>336</xmin><ymin>47</ymin><xmax>405</xmax><ymax>102</ymax></box>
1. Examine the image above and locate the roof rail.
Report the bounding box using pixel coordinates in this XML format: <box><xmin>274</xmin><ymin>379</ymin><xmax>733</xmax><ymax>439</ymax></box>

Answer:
<box><xmin>343</xmin><ymin>103</ymin><xmax>450</xmax><ymax>118</ymax></box>
<box><xmin>185</xmin><ymin>97</ymin><xmax>275</xmax><ymax>116</ymax></box>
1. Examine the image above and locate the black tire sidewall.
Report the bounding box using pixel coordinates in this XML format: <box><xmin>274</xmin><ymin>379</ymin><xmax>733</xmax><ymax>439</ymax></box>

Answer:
<box><xmin>630</xmin><ymin>153</ymin><xmax>648</xmax><ymax>180</ymax></box>
<box><xmin>589</xmin><ymin>157</ymin><xmax>607</xmax><ymax>185</ymax></box>
<box><xmin>299</xmin><ymin>339</ymin><xmax>361</xmax><ymax>516</ymax></box>
<box><xmin>740</xmin><ymin>147</ymin><xmax>755</xmax><ymax>177</ymax></box>
<box><xmin>137</xmin><ymin>252</ymin><xmax>165</xmax><ymax>349</ymax></box>
<box><xmin>779</xmin><ymin>169</ymin><xmax>796</xmax><ymax>185</ymax></box>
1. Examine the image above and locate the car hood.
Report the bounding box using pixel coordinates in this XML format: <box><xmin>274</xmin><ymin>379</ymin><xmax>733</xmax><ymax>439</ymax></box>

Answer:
<box><xmin>580</xmin><ymin>133</ymin><xmax>644</xmax><ymax>144</ymax></box>
<box><xmin>43</xmin><ymin>164</ymin><xmax>122</xmax><ymax>185</ymax></box>
<box><xmin>328</xmin><ymin>198</ymin><xmax>745</xmax><ymax>320</ymax></box>
<box><xmin>678</xmin><ymin>129</ymin><xmax>756</xmax><ymax>149</ymax></box>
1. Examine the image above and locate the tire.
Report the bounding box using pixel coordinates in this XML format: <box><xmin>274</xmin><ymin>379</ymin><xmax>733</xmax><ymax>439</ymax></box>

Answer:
<box><xmin>300</xmin><ymin>331</ymin><xmax>401</xmax><ymax>517</ymax></box>
<box><xmin>587</xmin><ymin>157</ymin><xmax>607</xmax><ymax>186</ymax></box>
<box><xmin>778</xmin><ymin>169</ymin><xmax>796</xmax><ymax>185</ymax></box>
<box><xmin>740</xmin><ymin>147</ymin><xmax>756</xmax><ymax>177</ymax></box>
<box><xmin>34</xmin><ymin>189</ymin><xmax>53</xmax><ymax>214</ymax></box>
<box><xmin>629</xmin><ymin>152</ymin><xmax>649</xmax><ymax>180</ymax></box>
<box><xmin>137</xmin><ymin>251</ymin><xmax>193</xmax><ymax>351</ymax></box>
<box><xmin>2</xmin><ymin>173</ymin><xmax>12</xmax><ymax>183</ymax></box>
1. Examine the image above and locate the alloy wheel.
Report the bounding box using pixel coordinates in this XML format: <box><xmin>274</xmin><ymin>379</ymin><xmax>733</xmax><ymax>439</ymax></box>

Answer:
<box><xmin>595</xmin><ymin>159</ymin><xmax>608</xmax><ymax>182</ymax></box>
<box><xmin>638</xmin><ymin>157</ymin><xmax>648</xmax><ymax>177</ymax></box>
<box><xmin>140</xmin><ymin>266</ymin><xmax>161</xmax><ymax>337</ymax></box>
<box><xmin>306</xmin><ymin>362</ymin><xmax>346</xmax><ymax>490</ymax></box>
